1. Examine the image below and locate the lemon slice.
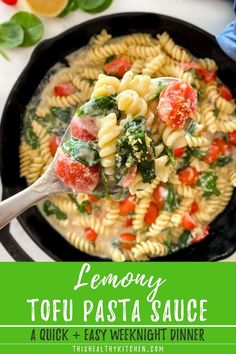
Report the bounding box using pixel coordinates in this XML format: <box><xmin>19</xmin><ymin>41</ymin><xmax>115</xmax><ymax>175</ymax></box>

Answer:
<box><xmin>24</xmin><ymin>0</ymin><xmax>69</xmax><ymax>17</ymax></box>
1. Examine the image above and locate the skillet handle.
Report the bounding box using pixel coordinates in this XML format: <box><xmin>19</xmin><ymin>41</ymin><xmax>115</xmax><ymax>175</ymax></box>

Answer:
<box><xmin>0</xmin><ymin>179</ymin><xmax>49</xmax><ymax>231</ymax></box>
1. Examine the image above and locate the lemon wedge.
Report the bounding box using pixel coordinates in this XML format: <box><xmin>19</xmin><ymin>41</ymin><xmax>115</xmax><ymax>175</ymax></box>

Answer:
<box><xmin>24</xmin><ymin>0</ymin><xmax>68</xmax><ymax>17</ymax></box>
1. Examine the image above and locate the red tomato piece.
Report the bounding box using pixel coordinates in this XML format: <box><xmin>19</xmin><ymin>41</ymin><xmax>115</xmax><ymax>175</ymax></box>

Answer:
<box><xmin>202</xmin><ymin>71</ymin><xmax>216</xmax><ymax>83</ymax></box>
<box><xmin>213</xmin><ymin>138</ymin><xmax>232</xmax><ymax>156</ymax></box>
<box><xmin>88</xmin><ymin>194</ymin><xmax>99</xmax><ymax>203</ymax></box>
<box><xmin>189</xmin><ymin>201</ymin><xmax>199</xmax><ymax>214</ymax></box>
<box><xmin>182</xmin><ymin>213</ymin><xmax>197</xmax><ymax>230</ymax></box>
<box><xmin>192</xmin><ymin>225</ymin><xmax>209</xmax><ymax>243</ymax></box>
<box><xmin>54</xmin><ymin>83</ymin><xmax>76</xmax><ymax>97</ymax></box>
<box><xmin>49</xmin><ymin>135</ymin><xmax>62</xmax><ymax>156</ymax></box>
<box><xmin>85</xmin><ymin>228</ymin><xmax>97</xmax><ymax>242</ymax></box>
<box><xmin>120</xmin><ymin>233</ymin><xmax>136</xmax><ymax>250</ymax></box>
<box><xmin>54</xmin><ymin>150</ymin><xmax>100</xmax><ymax>193</ymax></box>
<box><xmin>204</xmin><ymin>144</ymin><xmax>220</xmax><ymax>164</ymax></box>
<box><xmin>181</xmin><ymin>62</ymin><xmax>216</xmax><ymax>83</ymax></box>
<box><xmin>123</xmin><ymin>218</ymin><xmax>133</xmax><ymax>227</ymax></box>
<box><xmin>1</xmin><ymin>0</ymin><xmax>17</xmax><ymax>5</ymax></box>
<box><xmin>174</xmin><ymin>147</ymin><xmax>186</xmax><ymax>158</ymax></box>
<box><xmin>119</xmin><ymin>195</ymin><xmax>136</xmax><ymax>215</ymax></box>
<box><xmin>178</xmin><ymin>167</ymin><xmax>199</xmax><ymax>186</ymax></box>
<box><xmin>228</xmin><ymin>131</ymin><xmax>236</xmax><ymax>147</ymax></box>
<box><xmin>153</xmin><ymin>183</ymin><xmax>168</xmax><ymax>209</ymax></box>
<box><xmin>71</xmin><ymin>115</ymin><xmax>98</xmax><ymax>141</ymax></box>
<box><xmin>103</xmin><ymin>58</ymin><xmax>131</xmax><ymax>78</ymax></box>
<box><xmin>217</xmin><ymin>83</ymin><xmax>233</xmax><ymax>101</ymax></box>
<box><xmin>157</xmin><ymin>80</ymin><xmax>197</xmax><ymax>129</ymax></box>
<box><xmin>144</xmin><ymin>202</ymin><xmax>159</xmax><ymax>225</ymax></box>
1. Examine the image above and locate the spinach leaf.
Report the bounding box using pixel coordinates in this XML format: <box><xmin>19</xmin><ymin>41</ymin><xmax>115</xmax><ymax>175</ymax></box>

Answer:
<box><xmin>165</xmin><ymin>183</ymin><xmax>179</xmax><ymax>212</ymax></box>
<box><xmin>164</xmin><ymin>146</ymin><xmax>176</xmax><ymax>166</ymax></box>
<box><xmin>179</xmin><ymin>230</ymin><xmax>191</xmax><ymax>247</ymax></box>
<box><xmin>24</xmin><ymin>124</ymin><xmax>39</xmax><ymax>149</ymax></box>
<box><xmin>198</xmin><ymin>172</ymin><xmax>220</xmax><ymax>198</ymax></box>
<box><xmin>104</xmin><ymin>54</ymin><xmax>115</xmax><ymax>64</ymax></box>
<box><xmin>0</xmin><ymin>20</ymin><xmax>23</xmax><ymax>48</ymax></box>
<box><xmin>150</xmin><ymin>80</ymin><xmax>166</xmax><ymax>100</ymax></box>
<box><xmin>213</xmin><ymin>107</ymin><xmax>220</xmax><ymax>116</ymax></box>
<box><xmin>124</xmin><ymin>116</ymin><xmax>146</xmax><ymax>133</ymax></box>
<box><xmin>77</xmin><ymin>96</ymin><xmax>119</xmax><ymax>117</ymax></box>
<box><xmin>62</xmin><ymin>138</ymin><xmax>100</xmax><ymax>167</ymax></box>
<box><xmin>186</xmin><ymin>121</ymin><xmax>196</xmax><ymax>135</ymax></box>
<box><xmin>59</xmin><ymin>0</ymin><xmax>80</xmax><ymax>17</ymax></box>
<box><xmin>138</xmin><ymin>160</ymin><xmax>156</xmax><ymax>183</ymax></box>
<box><xmin>211</xmin><ymin>155</ymin><xmax>232</xmax><ymax>168</ymax></box>
<box><xmin>191</xmin><ymin>147</ymin><xmax>207</xmax><ymax>159</ymax></box>
<box><xmin>11</xmin><ymin>12</ymin><xmax>44</xmax><ymax>47</ymax></box>
<box><xmin>50</xmin><ymin>107</ymin><xmax>71</xmax><ymax>123</ymax></box>
<box><xmin>43</xmin><ymin>200</ymin><xmax>67</xmax><ymax>220</ymax></box>
<box><xmin>68</xmin><ymin>194</ymin><xmax>92</xmax><ymax>214</ymax></box>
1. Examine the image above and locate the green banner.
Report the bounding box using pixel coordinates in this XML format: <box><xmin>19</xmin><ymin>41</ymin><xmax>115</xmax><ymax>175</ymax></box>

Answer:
<box><xmin>0</xmin><ymin>262</ymin><xmax>235</xmax><ymax>353</ymax></box>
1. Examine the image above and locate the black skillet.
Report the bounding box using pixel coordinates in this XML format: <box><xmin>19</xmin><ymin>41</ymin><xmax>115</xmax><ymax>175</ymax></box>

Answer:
<box><xmin>0</xmin><ymin>12</ymin><xmax>236</xmax><ymax>261</ymax></box>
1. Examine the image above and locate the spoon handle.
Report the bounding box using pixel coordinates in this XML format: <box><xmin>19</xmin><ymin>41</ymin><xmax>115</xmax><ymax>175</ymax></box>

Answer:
<box><xmin>0</xmin><ymin>177</ymin><xmax>50</xmax><ymax>231</ymax></box>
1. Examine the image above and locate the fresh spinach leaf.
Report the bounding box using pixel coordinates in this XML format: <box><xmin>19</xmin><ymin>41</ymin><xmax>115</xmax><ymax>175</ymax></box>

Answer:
<box><xmin>211</xmin><ymin>155</ymin><xmax>232</xmax><ymax>168</ymax></box>
<box><xmin>213</xmin><ymin>107</ymin><xmax>220</xmax><ymax>116</ymax></box>
<box><xmin>124</xmin><ymin>116</ymin><xmax>146</xmax><ymax>133</ymax></box>
<box><xmin>0</xmin><ymin>20</ymin><xmax>23</xmax><ymax>49</ymax></box>
<box><xmin>62</xmin><ymin>138</ymin><xmax>100</xmax><ymax>167</ymax></box>
<box><xmin>68</xmin><ymin>194</ymin><xmax>92</xmax><ymax>214</ymax></box>
<box><xmin>138</xmin><ymin>160</ymin><xmax>156</xmax><ymax>183</ymax></box>
<box><xmin>191</xmin><ymin>147</ymin><xmax>207</xmax><ymax>159</ymax></box>
<box><xmin>186</xmin><ymin>121</ymin><xmax>196</xmax><ymax>135</ymax></box>
<box><xmin>11</xmin><ymin>12</ymin><xmax>44</xmax><ymax>47</ymax></box>
<box><xmin>77</xmin><ymin>96</ymin><xmax>119</xmax><ymax>117</ymax></box>
<box><xmin>104</xmin><ymin>54</ymin><xmax>115</xmax><ymax>64</ymax></box>
<box><xmin>43</xmin><ymin>200</ymin><xmax>67</xmax><ymax>220</ymax></box>
<box><xmin>198</xmin><ymin>172</ymin><xmax>220</xmax><ymax>198</ymax></box>
<box><xmin>150</xmin><ymin>80</ymin><xmax>166</xmax><ymax>100</ymax></box>
<box><xmin>58</xmin><ymin>0</ymin><xmax>80</xmax><ymax>17</ymax></box>
<box><xmin>164</xmin><ymin>145</ymin><xmax>176</xmax><ymax>166</ymax></box>
<box><xmin>165</xmin><ymin>183</ymin><xmax>179</xmax><ymax>212</ymax></box>
<box><xmin>51</xmin><ymin>107</ymin><xmax>71</xmax><ymax>123</ymax></box>
<box><xmin>179</xmin><ymin>230</ymin><xmax>191</xmax><ymax>247</ymax></box>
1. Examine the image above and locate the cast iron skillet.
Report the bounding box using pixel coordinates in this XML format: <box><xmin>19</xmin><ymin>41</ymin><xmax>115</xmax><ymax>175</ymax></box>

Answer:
<box><xmin>1</xmin><ymin>12</ymin><xmax>236</xmax><ymax>261</ymax></box>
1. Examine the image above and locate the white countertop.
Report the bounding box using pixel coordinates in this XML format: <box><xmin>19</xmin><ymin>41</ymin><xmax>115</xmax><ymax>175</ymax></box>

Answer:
<box><xmin>0</xmin><ymin>0</ymin><xmax>235</xmax><ymax>261</ymax></box>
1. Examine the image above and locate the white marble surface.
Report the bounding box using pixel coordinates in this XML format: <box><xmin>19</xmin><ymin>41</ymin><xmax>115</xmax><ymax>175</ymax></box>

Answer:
<box><xmin>0</xmin><ymin>0</ymin><xmax>235</xmax><ymax>261</ymax></box>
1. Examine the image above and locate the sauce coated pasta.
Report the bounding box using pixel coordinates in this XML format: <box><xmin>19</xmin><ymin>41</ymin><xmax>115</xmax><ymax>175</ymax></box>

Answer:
<box><xmin>19</xmin><ymin>30</ymin><xmax>236</xmax><ymax>261</ymax></box>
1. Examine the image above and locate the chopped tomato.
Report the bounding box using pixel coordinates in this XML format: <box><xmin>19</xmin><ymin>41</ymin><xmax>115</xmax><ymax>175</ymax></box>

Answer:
<box><xmin>202</xmin><ymin>71</ymin><xmax>216</xmax><ymax>83</ymax></box>
<box><xmin>178</xmin><ymin>167</ymin><xmax>199</xmax><ymax>186</ymax></box>
<box><xmin>204</xmin><ymin>144</ymin><xmax>220</xmax><ymax>164</ymax></box>
<box><xmin>182</xmin><ymin>213</ymin><xmax>197</xmax><ymax>230</ymax></box>
<box><xmin>189</xmin><ymin>202</ymin><xmax>199</xmax><ymax>214</ymax></box>
<box><xmin>71</xmin><ymin>115</ymin><xmax>98</xmax><ymax>141</ymax></box>
<box><xmin>144</xmin><ymin>202</ymin><xmax>159</xmax><ymax>225</ymax></box>
<box><xmin>123</xmin><ymin>218</ymin><xmax>133</xmax><ymax>227</ymax></box>
<box><xmin>85</xmin><ymin>228</ymin><xmax>97</xmax><ymax>242</ymax></box>
<box><xmin>54</xmin><ymin>83</ymin><xmax>76</xmax><ymax>97</ymax></box>
<box><xmin>181</xmin><ymin>62</ymin><xmax>216</xmax><ymax>83</ymax></box>
<box><xmin>228</xmin><ymin>131</ymin><xmax>236</xmax><ymax>147</ymax></box>
<box><xmin>103</xmin><ymin>58</ymin><xmax>131</xmax><ymax>78</ymax></box>
<box><xmin>1</xmin><ymin>0</ymin><xmax>17</xmax><ymax>5</ymax></box>
<box><xmin>120</xmin><ymin>233</ymin><xmax>136</xmax><ymax>250</ymax></box>
<box><xmin>119</xmin><ymin>195</ymin><xmax>136</xmax><ymax>215</ymax></box>
<box><xmin>213</xmin><ymin>138</ymin><xmax>232</xmax><ymax>156</ymax></box>
<box><xmin>153</xmin><ymin>183</ymin><xmax>168</xmax><ymax>209</ymax></box>
<box><xmin>192</xmin><ymin>225</ymin><xmax>209</xmax><ymax>243</ymax></box>
<box><xmin>49</xmin><ymin>135</ymin><xmax>62</xmax><ymax>156</ymax></box>
<box><xmin>217</xmin><ymin>83</ymin><xmax>233</xmax><ymax>101</ymax></box>
<box><xmin>157</xmin><ymin>80</ymin><xmax>197</xmax><ymax>129</ymax></box>
<box><xmin>85</xmin><ymin>203</ymin><xmax>92</xmax><ymax>214</ymax></box>
<box><xmin>88</xmin><ymin>194</ymin><xmax>99</xmax><ymax>203</ymax></box>
<box><xmin>119</xmin><ymin>165</ymin><xmax>137</xmax><ymax>188</ymax></box>
<box><xmin>54</xmin><ymin>150</ymin><xmax>100</xmax><ymax>193</ymax></box>
<box><xmin>174</xmin><ymin>147</ymin><xmax>186</xmax><ymax>158</ymax></box>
